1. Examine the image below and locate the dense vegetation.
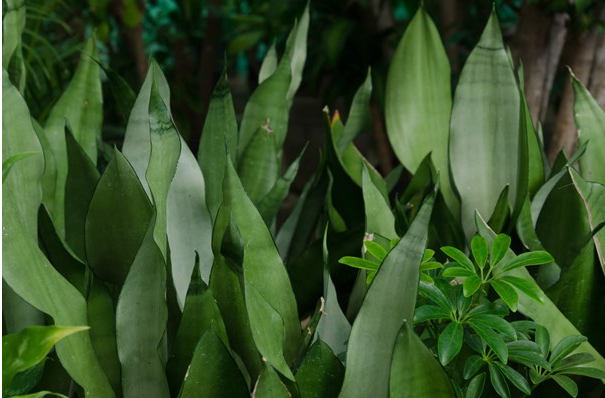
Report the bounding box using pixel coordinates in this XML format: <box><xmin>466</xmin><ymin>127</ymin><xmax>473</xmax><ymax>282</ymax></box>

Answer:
<box><xmin>3</xmin><ymin>1</ymin><xmax>605</xmax><ymax>398</ymax></box>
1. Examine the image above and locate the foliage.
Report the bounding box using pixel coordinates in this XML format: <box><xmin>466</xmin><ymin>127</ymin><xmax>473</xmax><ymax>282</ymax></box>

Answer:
<box><xmin>3</xmin><ymin>3</ymin><xmax>605</xmax><ymax>398</ymax></box>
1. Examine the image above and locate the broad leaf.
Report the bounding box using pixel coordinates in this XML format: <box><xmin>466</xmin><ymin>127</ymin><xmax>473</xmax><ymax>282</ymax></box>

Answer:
<box><xmin>296</xmin><ymin>339</ymin><xmax>344</xmax><ymax>398</ymax></box>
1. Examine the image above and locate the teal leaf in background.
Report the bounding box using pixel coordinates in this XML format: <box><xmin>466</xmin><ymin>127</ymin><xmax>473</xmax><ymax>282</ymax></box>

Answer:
<box><xmin>449</xmin><ymin>9</ymin><xmax>520</xmax><ymax>240</ymax></box>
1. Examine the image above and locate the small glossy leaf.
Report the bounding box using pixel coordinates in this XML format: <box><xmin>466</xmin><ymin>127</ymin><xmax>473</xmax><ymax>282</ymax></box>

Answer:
<box><xmin>463</xmin><ymin>275</ymin><xmax>483</xmax><ymax>297</ymax></box>
<box><xmin>507</xmin><ymin>341</ymin><xmax>551</xmax><ymax>369</ymax></box>
<box><xmin>535</xmin><ymin>325</ymin><xmax>550</xmax><ymax>359</ymax></box>
<box><xmin>552</xmin><ymin>374</ymin><xmax>578</xmax><ymax>397</ymax></box>
<box><xmin>560</xmin><ymin>366</ymin><xmax>605</xmax><ymax>378</ymax></box>
<box><xmin>549</xmin><ymin>335</ymin><xmax>588</xmax><ymax>366</ymax></box>
<box><xmin>498</xmin><ymin>276</ymin><xmax>543</xmax><ymax>304</ymax></box>
<box><xmin>498</xmin><ymin>251</ymin><xmax>554</xmax><ymax>273</ymax></box>
<box><xmin>554</xmin><ymin>352</ymin><xmax>597</xmax><ymax>371</ymax></box>
<box><xmin>465</xmin><ymin>372</ymin><xmax>486</xmax><ymax>398</ymax></box>
<box><xmin>438</xmin><ymin>321</ymin><xmax>464</xmax><ymax>365</ymax></box>
<box><xmin>494</xmin><ymin>363</ymin><xmax>530</xmax><ymax>395</ymax></box>
<box><xmin>468</xmin><ymin>321</ymin><xmax>508</xmax><ymax>363</ymax></box>
<box><xmin>442</xmin><ymin>266</ymin><xmax>476</xmax><ymax>279</ymax></box>
<box><xmin>414</xmin><ymin>305</ymin><xmax>451</xmax><ymax>323</ymax></box>
<box><xmin>338</xmin><ymin>256</ymin><xmax>379</xmax><ymax>271</ymax></box>
<box><xmin>418</xmin><ymin>281</ymin><xmax>455</xmax><ymax>313</ymax></box>
<box><xmin>470</xmin><ymin>315</ymin><xmax>516</xmax><ymax>340</ymax></box>
<box><xmin>441</xmin><ymin>246</ymin><xmax>475</xmax><ymax>272</ymax></box>
<box><xmin>490</xmin><ymin>234</ymin><xmax>511</xmax><ymax>268</ymax></box>
<box><xmin>490</xmin><ymin>279</ymin><xmax>519</xmax><ymax>311</ymax></box>
<box><xmin>464</xmin><ymin>355</ymin><xmax>485</xmax><ymax>380</ymax></box>
<box><xmin>3</xmin><ymin>326</ymin><xmax>88</xmax><ymax>389</ymax></box>
<box><xmin>471</xmin><ymin>236</ymin><xmax>488</xmax><ymax>270</ymax></box>
<box><xmin>364</xmin><ymin>241</ymin><xmax>388</xmax><ymax>262</ymax></box>
<box><xmin>488</xmin><ymin>363</ymin><xmax>510</xmax><ymax>398</ymax></box>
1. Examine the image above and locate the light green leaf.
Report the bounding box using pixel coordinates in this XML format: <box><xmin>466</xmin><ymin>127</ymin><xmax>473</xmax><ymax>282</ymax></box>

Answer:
<box><xmin>490</xmin><ymin>234</ymin><xmax>511</xmax><ymax>268</ymax></box>
<box><xmin>3</xmin><ymin>326</ymin><xmax>88</xmax><ymax>391</ymax></box>
<box><xmin>389</xmin><ymin>323</ymin><xmax>454</xmax><ymax>398</ymax></box>
<box><xmin>42</xmin><ymin>36</ymin><xmax>102</xmax><ymax>237</ymax></box>
<box><xmin>339</xmin><ymin>193</ymin><xmax>435</xmax><ymax>398</ymax></box>
<box><xmin>2</xmin><ymin>152</ymin><xmax>39</xmax><ymax>183</ymax></box>
<box><xmin>465</xmin><ymin>373</ymin><xmax>486</xmax><ymax>398</ymax></box>
<box><xmin>115</xmin><ymin>214</ymin><xmax>170</xmax><ymax>398</ymax></box>
<box><xmin>498</xmin><ymin>251</ymin><xmax>554</xmax><ymax>273</ymax></box>
<box><xmin>441</xmin><ymin>246</ymin><xmax>475</xmax><ymax>272</ymax></box>
<box><xmin>3</xmin><ymin>0</ymin><xmax>26</xmax><ymax>91</ymax></box>
<box><xmin>463</xmin><ymin>275</ymin><xmax>483</xmax><ymax>298</ymax></box>
<box><xmin>362</xmin><ymin>164</ymin><xmax>397</xmax><ymax>240</ymax></box>
<box><xmin>198</xmin><ymin>67</ymin><xmax>238</xmax><ymax>222</ymax></box>
<box><xmin>450</xmin><ymin>10</ymin><xmax>520</xmax><ymax>240</ymax></box>
<box><xmin>259</xmin><ymin>42</ymin><xmax>277</xmax><ymax>83</ymax></box>
<box><xmin>471</xmin><ymin>236</ymin><xmax>488</xmax><ymax>270</ymax></box>
<box><xmin>285</xmin><ymin>1</ymin><xmax>309</xmax><ymax>105</ymax></box>
<box><xmin>571</xmin><ymin>70</ymin><xmax>605</xmax><ymax>185</ymax></box>
<box><xmin>178</xmin><ymin>329</ymin><xmax>248</xmax><ymax>398</ymax></box>
<box><xmin>490</xmin><ymin>279</ymin><xmax>519</xmax><ymax>311</ymax></box>
<box><xmin>338</xmin><ymin>256</ymin><xmax>379</xmax><ymax>271</ymax></box>
<box><xmin>385</xmin><ymin>7</ymin><xmax>455</xmax><ymax>216</ymax></box>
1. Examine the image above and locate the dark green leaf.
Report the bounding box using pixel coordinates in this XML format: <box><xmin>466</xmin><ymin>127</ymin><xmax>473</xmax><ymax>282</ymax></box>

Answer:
<box><xmin>559</xmin><ymin>366</ymin><xmax>605</xmax><ymax>379</ymax></box>
<box><xmin>490</xmin><ymin>279</ymin><xmax>519</xmax><ymax>312</ymax></box>
<box><xmin>498</xmin><ymin>276</ymin><xmax>543</xmax><ymax>304</ymax></box>
<box><xmin>552</xmin><ymin>374</ymin><xmax>578</xmax><ymax>397</ymax></box>
<box><xmin>487</xmin><ymin>185</ymin><xmax>511</xmax><ymax>234</ymax></box>
<box><xmin>463</xmin><ymin>275</ymin><xmax>483</xmax><ymax>298</ymax></box>
<box><xmin>85</xmin><ymin>149</ymin><xmax>153</xmax><ymax>285</ymax></box>
<box><xmin>418</xmin><ymin>281</ymin><xmax>455</xmax><ymax>313</ymax></box>
<box><xmin>494</xmin><ymin>363</ymin><xmax>531</xmax><ymax>395</ymax></box>
<box><xmin>441</xmin><ymin>246</ymin><xmax>475</xmax><ymax>272</ymax></box>
<box><xmin>465</xmin><ymin>372</ymin><xmax>486</xmax><ymax>398</ymax></box>
<box><xmin>488</xmin><ymin>363</ymin><xmax>510</xmax><ymax>398</ymax></box>
<box><xmin>550</xmin><ymin>335</ymin><xmax>588</xmax><ymax>366</ymax></box>
<box><xmin>468</xmin><ymin>321</ymin><xmax>508</xmax><ymax>363</ymax></box>
<box><xmin>442</xmin><ymin>266</ymin><xmax>476</xmax><ymax>279</ymax></box>
<box><xmin>469</xmin><ymin>314</ymin><xmax>516</xmax><ymax>340</ymax></box>
<box><xmin>178</xmin><ymin>329</ymin><xmax>248</xmax><ymax>398</ymax></box>
<box><xmin>253</xmin><ymin>363</ymin><xmax>290</xmax><ymax>398</ymax></box>
<box><xmin>464</xmin><ymin>355</ymin><xmax>484</xmax><ymax>380</ymax></box>
<box><xmin>414</xmin><ymin>305</ymin><xmax>451</xmax><ymax>323</ymax></box>
<box><xmin>554</xmin><ymin>352</ymin><xmax>597</xmax><ymax>371</ymax></box>
<box><xmin>498</xmin><ymin>251</ymin><xmax>554</xmax><ymax>273</ymax></box>
<box><xmin>438</xmin><ymin>321</ymin><xmax>463</xmax><ymax>365</ymax></box>
<box><xmin>295</xmin><ymin>339</ymin><xmax>344</xmax><ymax>398</ymax></box>
<box><xmin>490</xmin><ymin>234</ymin><xmax>511</xmax><ymax>268</ymax></box>
<box><xmin>507</xmin><ymin>341</ymin><xmax>550</xmax><ymax>369</ymax></box>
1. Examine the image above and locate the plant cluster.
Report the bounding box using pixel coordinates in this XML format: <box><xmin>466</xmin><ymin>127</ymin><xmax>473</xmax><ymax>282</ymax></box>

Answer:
<box><xmin>3</xmin><ymin>2</ymin><xmax>605</xmax><ymax>398</ymax></box>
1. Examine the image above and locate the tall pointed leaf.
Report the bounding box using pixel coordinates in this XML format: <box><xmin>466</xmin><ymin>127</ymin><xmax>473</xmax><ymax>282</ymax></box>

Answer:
<box><xmin>115</xmin><ymin>215</ymin><xmax>170</xmax><ymax>398</ymax></box>
<box><xmin>285</xmin><ymin>1</ymin><xmax>309</xmax><ymax>106</ymax></box>
<box><xmin>362</xmin><ymin>164</ymin><xmax>397</xmax><ymax>239</ymax></box>
<box><xmin>42</xmin><ymin>36</ymin><xmax>102</xmax><ymax>236</ymax></box>
<box><xmin>2</xmin><ymin>0</ymin><xmax>26</xmax><ymax>91</ymax></box>
<box><xmin>450</xmin><ymin>10</ymin><xmax>520</xmax><ymax>240</ymax></box>
<box><xmin>385</xmin><ymin>7</ymin><xmax>455</xmax><ymax>215</ymax></box>
<box><xmin>296</xmin><ymin>339</ymin><xmax>344</xmax><ymax>398</ymax></box>
<box><xmin>339</xmin><ymin>193</ymin><xmax>435</xmax><ymax>398</ymax></box>
<box><xmin>571</xmin><ymin>70</ymin><xmax>605</xmax><ymax>185</ymax></box>
<box><xmin>198</xmin><ymin>68</ymin><xmax>238</xmax><ymax>221</ymax></box>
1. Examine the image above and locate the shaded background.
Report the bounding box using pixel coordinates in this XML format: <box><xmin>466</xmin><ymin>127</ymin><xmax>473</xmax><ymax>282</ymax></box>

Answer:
<box><xmin>6</xmin><ymin>0</ymin><xmax>605</xmax><ymax>185</ymax></box>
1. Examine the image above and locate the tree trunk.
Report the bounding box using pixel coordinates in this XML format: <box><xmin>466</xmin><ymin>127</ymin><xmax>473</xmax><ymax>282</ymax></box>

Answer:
<box><xmin>511</xmin><ymin>3</ymin><xmax>568</xmax><ymax>127</ymax></box>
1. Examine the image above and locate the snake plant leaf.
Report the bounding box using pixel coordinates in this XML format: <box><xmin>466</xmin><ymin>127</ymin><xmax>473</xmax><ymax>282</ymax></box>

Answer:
<box><xmin>339</xmin><ymin>69</ymin><xmax>372</xmax><ymax>154</ymax></box>
<box><xmin>42</xmin><ymin>36</ymin><xmax>102</xmax><ymax>236</ymax></box>
<box><xmin>1</xmin><ymin>69</ymin><xmax>47</xmax><ymax>332</ymax></box>
<box><xmin>385</xmin><ymin>7</ymin><xmax>455</xmax><ymax>217</ymax></box>
<box><xmin>146</xmin><ymin>78</ymin><xmax>181</xmax><ymax>258</ymax></box>
<box><xmin>3</xmin><ymin>0</ymin><xmax>26</xmax><ymax>91</ymax></box>
<box><xmin>339</xmin><ymin>192</ymin><xmax>435</xmax><ymax>398</ymax></box>
<box><xmin>10</xmin><ymin>392</ymin><xmax>68</xmax><ymax>398</ymax></box>
<box><xmin>296</xmin><ymin>339</ymin><xmax>345</xmax><ymax>398</ymax></box>
<box><xmin>238</xmin><ymin>123</ymin><xmax>280</xmax><ymax>205</ymax></box>
<box><xmin>167</xmin><ymin>262</ymin><xmax>229</xmax><ymax>396</ymax></box>
<box><xmin>253</xmin><ymin>363</ymin><xmax>291</xmax><ymax>398</ymax></box>
<box><xmin>487</xmin><ymin>185</ymin><xmax>511</xmax><ymax>234</ymax></box>
<box><xmin>534</xmin><ymin>168</ymin><xmax>601</xmax><ymax>334</ymax></box>
<box><xmin>238</xmin><ymin>44</ymin><xmax>291</xmax><ymax>159</ymax></box>
<box><xmin>362</xmin><ymin>164</ymin><xmax>397</xmax><ymax>239</ymax></box>
<box><xmin>2</xmin><ymin>152</ymin><xmax>38</xmax><ymax>182</ymax></box>
<box><xmin>475</xmin><ymin>212</ymin><xmax>605</xmax><ymax>379</ymax></box>
<box><xmin>389</xmin><ymin>322</ymin><xmax>454</xmax><ymax>398</ymax></box>
<box><xmin>64</xmin><ymin>126</ymin><xmax>100</xmax><ymax>259</ymax></box>
<box><xmin>223</xmin><ymin>159</ymin><xmax>300</xmax><ymax>379</ymax></box>
<box><xmin>85</xmin><ymin>149</ymin><xmax>153</xmax><ymax>285</ymax></box>
<box><xmin>4</xmin><ymin>194</ymin><xmax>115</xmax><ymax>397</ymax></box>
<box><xmin>198</xmin><ymin>67</ymin><xmax>238</xmax><ymax>222</ymax></box>
<box><xmin>178</xmin><ymin>329</ymin><xmax>248</xmax><ymax>398</ymax></box>
<box><xmin>569</xmin><ymin>169</ymin><xmax>605</xmax><ymax>273</ymax></box>
<box><xmin>257</xmin><ymin>145</ymin><xmax>306</xmax><ymax>226</ymax></box>
<box><xmin>115</xmin><ymin>214</ymin><xmax>170</xmax><ymax>398</ymax></box>
<box><xmin>259</xmin><ymin>41</ymin><xmax>278</xmax><ymax>83</ymax></box>
<box><xmin>285</xmin><ymin>1</ymin><xmax>309</xmax><ymax>106</ymax></box>
<box><xmin>95</xmin><ymin>61</ymin><xmax>136</xmax><ymax>123</ymax></box>
<box><xmin>316</xmin><ymin>227</ymin><xmax>352</xmax><ymax>357</ymax></box>
<box><xmin>122</xmin><ymin>60</ymin><xmax>170</xmax><ymax>197</ymax></box>
<box><xmin>3</xmin><ymin>326</ymin><xmax>89</xmax><ymax>391</ymax></box>
<box><xmin>450</xmin><ymin>9</ymin><xmax>520</xmax><ymax>240</ymax></box>
<box><xmin>571</xmin><ymin>70</ymin><xmax>605</xmax><ymax>185</ymax></box>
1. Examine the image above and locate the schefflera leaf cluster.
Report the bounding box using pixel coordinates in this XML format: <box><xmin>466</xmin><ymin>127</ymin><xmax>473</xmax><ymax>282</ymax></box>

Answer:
<box><xmin>3</xmin><ymin>2</ymin><xmax>605</xmax><ymax>398</ymax></box>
